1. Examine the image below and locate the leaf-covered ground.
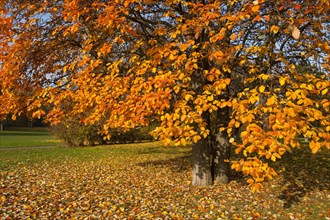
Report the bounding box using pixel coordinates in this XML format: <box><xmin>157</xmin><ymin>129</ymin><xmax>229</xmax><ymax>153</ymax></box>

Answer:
<box><xmin>0</xmin><ymin>142</ymin><xmax>329</xmax><ymax>219</ymax></box>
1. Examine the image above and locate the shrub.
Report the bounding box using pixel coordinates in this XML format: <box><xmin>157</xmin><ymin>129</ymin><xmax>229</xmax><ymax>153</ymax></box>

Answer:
<box><xmin>51</xmin><ymin>119</ymin><xmax>104</xmax><ymax>147</ymax></box>
<box><xmin>52</xmin><ymin>117</ymin><xmax>156</xmax><ymax>147</ymax></box>
<box><xmin>108</xmin><ymin>126</ymin><xmax>154</xmax><ymax>144</ymax></box>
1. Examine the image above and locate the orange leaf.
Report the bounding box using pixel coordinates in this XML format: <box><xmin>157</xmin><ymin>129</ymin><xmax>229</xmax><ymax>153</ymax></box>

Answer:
<box><xmin>230</xmin><ymin>33</ymin><xmax>237</xmax><ymax>41</ymax></box>
<box><xmin>263</xmin><ymin>15</ymin><xmax>270</xmax><ymax>22</ymax></box>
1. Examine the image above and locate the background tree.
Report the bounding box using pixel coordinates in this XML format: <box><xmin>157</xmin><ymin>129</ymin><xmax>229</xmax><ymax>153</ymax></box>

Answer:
<box><xmin>1</xmin><ymin>0</ymin><xmax>329</xmax><ymax>190</ymax></box>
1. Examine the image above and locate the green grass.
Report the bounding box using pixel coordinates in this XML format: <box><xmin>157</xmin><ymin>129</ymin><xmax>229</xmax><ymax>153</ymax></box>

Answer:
<box><xmin>0</xmin><ymin>142</ymin><xmax>185</xmax><ymax>170</ymax></box>
<box><xmin>0</xmin><ymin>142</ymin><xmax>329</xmax><ymax>219</ymax></box>
<box><xmin>0</xmin><ymin>128</ymin><xmax>61</xmax><ymax>148</ymax></box>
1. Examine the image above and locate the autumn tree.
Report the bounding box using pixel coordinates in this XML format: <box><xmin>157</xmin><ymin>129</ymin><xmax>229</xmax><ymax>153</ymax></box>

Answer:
<box><xmin>1</xmin><ymin>0</ymin><xmax>329</xmax><ymax>190</ymax></box>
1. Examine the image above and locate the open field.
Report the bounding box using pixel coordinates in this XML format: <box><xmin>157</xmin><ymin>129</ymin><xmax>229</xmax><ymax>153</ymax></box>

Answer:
<box><xmin>0</xmin><ymin>128</ymin><xmax>61</xmax><ymax>148</ymax></box>
<box><xmin>0</xmin><ymin>142</ymin><xmax>329</xmax><ymax>219</ymax></box>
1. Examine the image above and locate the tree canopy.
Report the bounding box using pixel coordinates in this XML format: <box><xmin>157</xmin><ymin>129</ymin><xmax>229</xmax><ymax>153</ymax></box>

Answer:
<box><xmin>1</xmin><ymin>0</ymin><xmax>329</xmax><ymax>190</ymax></box>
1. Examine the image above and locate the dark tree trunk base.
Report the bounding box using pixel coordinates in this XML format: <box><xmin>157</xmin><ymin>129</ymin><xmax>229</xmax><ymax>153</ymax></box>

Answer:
<box><xmin>192</xmin><ymin>137</ymin><xmax>212</xmax><ymax>186</ymax></box>
<box><xmin>212</xmin><ymin>132</ymin><xmax>230</xmax><ymax>184</ymax></box>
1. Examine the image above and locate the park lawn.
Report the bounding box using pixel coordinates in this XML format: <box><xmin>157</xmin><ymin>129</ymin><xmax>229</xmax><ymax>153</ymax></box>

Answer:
<box><xmin>0</xmin><ymin>142</ymin><xmax>329</xmax><ymax>219</ymax></box>
<box><xmin>0</xmin><ymin>128</ymin><xmax>61</xmax><ymax>148</ymax></box>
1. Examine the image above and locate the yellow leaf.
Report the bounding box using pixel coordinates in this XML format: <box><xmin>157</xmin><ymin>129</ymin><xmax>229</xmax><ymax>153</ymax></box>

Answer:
<box><xmin>235</xmin><ymin>148</ymin><xmax>242</xmax><ymax>154</ymax></box>
<box><xmin>247</xmin><ymin>178</ymin><xmax>254</xmax><ymax>184</ymax></box>
<box><xmin>179</xmin><ymin>43</ymin><xmax>190</xmax><ymax>51</ymax></box>
<box><xmin>310</xmin><ymin>141</ymin><xmax>321</xmax><ymax>154</ymax></box>
<box><xmin>193</xmin><ymin>135</ymin><xmax>201</xmax><ymax>143</ymax></box>
<box><xmin>273</xmin><ymin>153</ymin><xmax>281</xmax><ymax>159</ymax></box>
<box><xmin>279</xmin><ymin>77</ymin><xmax>286</xmax><ymax>85</ymax></box>
<box><xmin>207</xmin><ymin>95</ymin><xmax>214</xmax><ymax>101</ymax></box>
<box><xmin>211</xmin><ymin>105</ymin><xmax>218</xmax><ymax>111</ymax></box>
<box><xmin>224</xmin><ymin>78</ymin><xmax>231</xmax><ymax>85</ymax></box>
<box><xmin>181</xmin><ymin>115</ymin><xmax>187</xmax><ymax>122</ymax></box>
<box><xmin>252</xmin><ymin>183</ymin><xmax>263</xmax><ymax>192</ymax></box>
<box><xmin>230</xmin><ymin>33</ymin><xmax>237</xmax><ymax>41</ymax></box>
<box><xmin>255</xmin><ymin>177</ymin><xmax>264</xmax><ymax>183</ymax></box>
<box><xmin>180</xmin><ymin>138</ymin><xmax>187</xmax><ymax>146</ymax></box>
<box><xmin>214</xmin><ymin>50</ymin><xmax>224</xmax><ymax>58</ymax></box>
<box><xmin>321</xmin><ymin>88</ymin><xmax>328</xmax><ymax>95</ymax></box>
<box><xmin>239</xmin><ymin>59</ymin><xmax>246</xmax><ymax>65</ymax></box>
<box><xmin>271</xmin><ymin>155</ymin><xmax>276</xmax><ymax>162</ymax></box>
<box><xmin>228</xmin><ymin>119</ymin><xmax>235</xmax><ymax>127</ymax></box>
<box><xmin>178</xmin><ymin>72</ymin><xmax>185</xmax><ymax>80</ymax></box>
<box><xmin>164</xmin><ymin>138</ymin><xmax>171</xmax><ymax>146</ymax></box>
<box><xmin>267</xmin><ymin>96</ymin><xmax>276</xmax><ymax>105</ymax></box>
<box><xmin>173</xmin><ymin>86</ymin><xmax>180</xmax><ymax>94</ymax></box>
<box><xmin>260</xmin><ymin>74</ymin><xmax>270</xmax><ymax>80</ymax></box>
<box><xmin>287</xmin><ymin>108</ymin><xmax>296</xmax><ymax>117</ymax></box>
<box><xmin>207</xmin><ymin>75</ymin><xmax>214</xmax><ymax>82</ymax></box>
<box><xmin>185</xmin><ymin>94</ymin><xmax>191</xmax><ymax>101</ymax></box>
<box><xmin>229</xmin><ymin>137</ymin><xmax>235</xmax><ymax>143</ymax></box>
<box><xmin>169</xmin><ymin>53</ymin><xmax>175</xmax><ymax>60</ymax></box>
<box><xmin>270</xmin><ymin>25</ymin><xmax>279</xmax><ymax>34</ymax></box>
<box><xmin>251</xmin><ymin>5</ymin><xmax>260</xmax><ymax>12</ymax></box>
<box><xmin>259</xmin><ymin>85</ymin><xmax>265</xmax><ymax>93</ymax></box>
<box><xmin>278</xmin><ymin>147</ymin><xmax>286</xmax><ymax>155</ymax></box>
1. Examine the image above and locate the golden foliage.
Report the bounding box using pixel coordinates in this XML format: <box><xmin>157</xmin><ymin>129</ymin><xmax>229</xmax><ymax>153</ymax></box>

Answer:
<box><xmin>0</xmin><ymin>0</ymin><xmax>329</xmax><ymax>189</ymax></box>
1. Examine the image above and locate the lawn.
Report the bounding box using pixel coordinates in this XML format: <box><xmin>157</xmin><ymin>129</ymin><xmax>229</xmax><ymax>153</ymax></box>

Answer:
<box><xmin>0</xmin><ymin>128</ymin><xmax>61</xmax><ymax>148</ymax></box>
<box><xmin>0</xmin><ymin>142</ymin><xmax>329</xmax><ymax>219</ymax></box>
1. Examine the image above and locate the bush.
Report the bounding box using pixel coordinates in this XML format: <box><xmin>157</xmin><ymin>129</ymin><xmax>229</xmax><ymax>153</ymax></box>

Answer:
<box><xmin>51</xmin><ymin>119</ymin><xmax>104</xmax><ymax>147</ymax></box>
<box><xmin>109</xmin><ymin>126</ymin><xmax>154</xmax><ymax>144</ymax></box>
<box><xmin>52</xmin><ymin>117</ymin><xmax>155</xmax><ymax>147</ymax></box>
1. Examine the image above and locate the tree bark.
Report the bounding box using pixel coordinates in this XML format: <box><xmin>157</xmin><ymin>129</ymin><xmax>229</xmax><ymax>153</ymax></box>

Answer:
<box><xmin>192</xmin><ymin>136</ymin><xmax>212</xmax><ymax>186</ymax></box>
<box><xmin>212</xmin><ymin>132</ymin><xmax>230</xmax><ymax>184</ymax></box>
<box><xmin>211</xmin><ymin>102</ymin><xmax>231</xmax><ymax>184</ymax></box>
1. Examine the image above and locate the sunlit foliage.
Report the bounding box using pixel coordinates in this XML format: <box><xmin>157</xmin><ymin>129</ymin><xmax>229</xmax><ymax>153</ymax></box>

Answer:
<box><xmin>0</xmin><ymin>0</ymin><xmax>329</xmax><ymax>189</ymax></box>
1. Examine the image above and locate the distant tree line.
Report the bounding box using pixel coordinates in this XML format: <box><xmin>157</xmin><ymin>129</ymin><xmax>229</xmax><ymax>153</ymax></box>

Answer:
<box><xmin>0</xmin><ymin>114</ymin><xmax>47</xmax><ymax>129</ymax></box>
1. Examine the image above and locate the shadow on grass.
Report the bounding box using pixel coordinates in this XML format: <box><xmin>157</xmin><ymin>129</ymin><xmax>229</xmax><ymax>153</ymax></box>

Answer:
<box><xmin>136</xmin><ymin>155</ymin><xmax>191</xmax><ymax>173</ymax></box>
<box><xmin>135</xmin><ymin>146</ymin><xmax>189</xmax><ymax>155</ymax></box>
<box><xmin>138</xmin><ymin>145</ymin><xmax>329</xmax><ymax>210</ymax></box>
<box><xmin>275</xmin><ymin>148</ymin><xmax>330</xmax><ymax>208</ymax></box>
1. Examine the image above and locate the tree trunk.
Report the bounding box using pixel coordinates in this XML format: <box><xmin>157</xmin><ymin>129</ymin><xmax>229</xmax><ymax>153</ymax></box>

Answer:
<box><xmin>212</xmin><ymin>132</ymin><xmax>230</xmax><ymax>184</ymax></box>
<box><xmin>0</xmin><ymin>123</ymin><xmax>3</xmax><ymax>131</ymax></box>
<box><xmin>211</xmin><ymin>98</ymin><xmax>231</xmax><ymax>184</ymax></box>
<box><xmin>192</xmin><ymin>136</ymin><xmax>212</xmax><ymax>186</ymax></box>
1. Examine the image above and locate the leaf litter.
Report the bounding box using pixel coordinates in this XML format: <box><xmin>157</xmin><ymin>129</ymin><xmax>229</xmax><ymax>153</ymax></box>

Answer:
<box><xmin>0</xmin><ymin>143</ymin><xmax>329</xmax><ymax>219</ymax></box>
